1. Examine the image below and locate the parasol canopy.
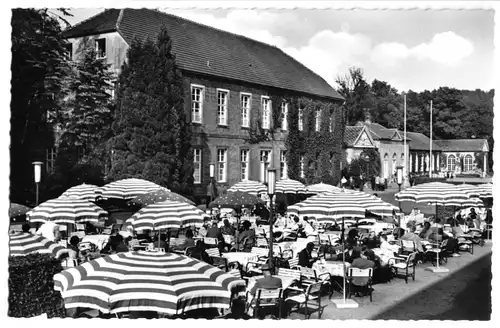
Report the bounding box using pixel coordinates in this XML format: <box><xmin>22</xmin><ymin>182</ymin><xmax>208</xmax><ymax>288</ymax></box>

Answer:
<box><xmin>9</xmin><ymin>232</ymin><xmax>67</xmax><ymax>258</ymax></box>
<box><xmin>53</xmin><ymin>251</ymin><xmax>245</xmax><ymax>315</ymax></box>
<box><xmin>306</xmin><ymin>182</ymin><xmax>342</xmax><ymax>195</ymax></box>
<box><xmin>227</xmin><ymin>180</ymin><xmax>267</xmax><ymax>195</ymax></box>
<box><xmin>97</xmin><ymin>178</ymin><xmax>166</xmax><ymax>200</ymax></box>
<box><xmin>395</xmin><ymin>182</ymin><xmax>479</xmax><ymax>207</ymax></box>
<box><xmin>127</xmin><ymin>188</ymin><xmax>195</xmax><ymax>207</ymax></box>
<box><xmin>26</xmin><ymin>197</ymin><xmax>107</xmax><ymax>224</ymax></box>
<box><xmin>60</xmin><ymin>183</ymin><xmax>100</xmax><ymax>202</ymax></box>
<box><xmin>275</xmin><ymin>179</ymin><xmax>307</xmax><ymax>194</ymax></box>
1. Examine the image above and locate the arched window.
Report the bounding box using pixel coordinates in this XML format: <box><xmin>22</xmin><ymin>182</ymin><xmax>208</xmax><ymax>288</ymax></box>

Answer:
<box><xmin>464</xmin><ymin>155</ymin><xmax>473</xmax><ymax>172</ymax></box>
<box><xmin>447</xmin><ymin>155</ymin><xmax>456</xmax><ymax>172</ymax></box>
<box><xmin>383</xmin><ymin>153</ymin><xmax>389</xmax><ymax>178</ymax></box>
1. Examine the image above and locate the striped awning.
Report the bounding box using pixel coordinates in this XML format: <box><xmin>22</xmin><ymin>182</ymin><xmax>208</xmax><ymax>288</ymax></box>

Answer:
<box><xmin>60</xmin><ymin>183</ymin><xmax>100</xmax><ymax>202</ymax></box>
<box><xmin>9</xmin><ymin>232</ymin><xmax>67</xmax><ymax>258</ymax></box>
<box><xmin>275</xmin><ymin>179</ymin><xmax>307</xmax><ymax>194</ymax></box>
<box><xmin>287</xmin><ymin>189</ymin><xmax>399</xmax><ymax>222</ymax></box>
<box><xmin>306</xmin><ymin>182</ymin><xmax>342</xmax><ymax>195</ymax></box>
<box><xmin>227</xmin><ymin>180</ymin><xmax>267</xmax><ymax>195</ymax></box>
<box><xmin>97</xmin><ymin>178</ymin><xmax>166</xmax><ymax>200</ymax></box>
<box><xmin>395</xmin><ymin>182</ymin><xmax>479</xmax><ymax>206</ymax></box>
<box><xmin>26</xmin><ymin>198</ymin><xmax>107</xmax><ymax>224</ymax></box>
<box><xmin>125</xmin><ymin>201</ymin><xmax>207</xmax><ymax>231</ymax></box>
<box><xmin>53</xmin><ymin>251</ymin><xmax>245</xmax><ymax>315</ymax></box>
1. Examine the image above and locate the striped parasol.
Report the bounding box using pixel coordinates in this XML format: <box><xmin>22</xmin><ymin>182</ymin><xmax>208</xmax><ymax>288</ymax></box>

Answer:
<box><xmin>275</xmin><ymin>179</ymin><xmax>307</xmax><ymax>194</ymax></box>
<box><xmin>128</xmin><ymin>188</ymin><xmax>195</xmax><ymax>207</ymax></box>
<box><xmin>476</xmin><ymin>183</ymin><xmax>493</xmax><ymax>198</ymax></box>
<box><xmin>97</xmin><ymin>178</ymin><xmax>167</xmax><ymax>200</ymax></box>
<box><xmin>306</xmin><ymin>182</ymin><xmax>342</xmax><ymax>195</ymax></box>
<box><xmin>395</xmin><ymin>182</ymin><xmax>477</xmax><ymax>206</ymax></box>
<box><xmin>287</xmin><ymin>189</ymin><xmax>399</xmax><ymax>222</ymax></box>
<box><xmin>26</xmin><ymin>198</ymin><xmax>107</xmax><ymax>224</ymax></box>
<box><xmin>452</xmin><ymin>184</ymin><xmax>484</xmax><ymax>207</ymax></box>
<box><xmin>227</xmin><ymin>180</ymin><xmax>267</xmax><ymax>195</ymax></box>
<box><xmin>9</xmin><ymin>232</ymin><xmax>67</xmax><ymax>258</ymax></box>
<box><xmin>53</xmin><ymin>251</ymin><xmax>245</xmax><ymax>315</ymax></box>
<box><xmin>125</xmin><ymin>200</ymin><xmax>207</xmax><ymax>231</ymax></box>
<box><xmin>60</xmin><ymin>183</ymin><xmax>100</xmax><ymax>202</ymax></box>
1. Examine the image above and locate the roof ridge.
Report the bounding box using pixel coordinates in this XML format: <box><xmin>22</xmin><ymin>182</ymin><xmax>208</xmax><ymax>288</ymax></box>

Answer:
<box><xmin>64</xmin><ymin>8</ymin><xmax>118</xmax><ymax>32</ymax></box>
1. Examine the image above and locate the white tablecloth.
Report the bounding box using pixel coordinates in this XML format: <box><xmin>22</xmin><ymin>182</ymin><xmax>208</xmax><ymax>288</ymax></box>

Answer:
<box><xmin>247</xmin><ymin>275</ymin><xmax>297</xmax><ymax>292</ymax></box>
<box><xmin>78</xmin><ymin>235</ymin><xmax>110</xmax><ymax>250</ymax></box>
<box><xmin>313</xmin><ymin>261</ymin><xmax>351</xmax><ymax>277</ymax></box>
<box><xmin>222</xmin><ymin>252</ymin><xmax>258</xmax><ymax>270</ymax></box>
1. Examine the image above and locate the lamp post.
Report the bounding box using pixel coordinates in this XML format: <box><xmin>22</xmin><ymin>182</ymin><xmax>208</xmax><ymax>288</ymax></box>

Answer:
<box><xmin>32</xmin><ymin>161</ymin><xmax>43</xmax><ymax>205</ymax></box>
<box><xmin>267</xmin><ymin>167</ymin><xmax>276</xmax><ymax>273</ymax></box>
<box><xmin>209</xmin><ymin>163</ymin><xmax>215</xmax><ymax>204</ymax></box>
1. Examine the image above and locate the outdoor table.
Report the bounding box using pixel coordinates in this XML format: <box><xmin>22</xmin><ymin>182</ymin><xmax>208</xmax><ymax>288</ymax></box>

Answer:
<box><xmin>78</xmin><ymin>235</ymin><xmax>110</xmax><ymax>251</ymax></box>
<box><xmin>222</xmin><ymin>252</ymin><xmax>258</xmax><ymax>271</ymax></box>
<box><xmin>246</xmin><ymin>275</ymin><xmax>297</xmax><ymax>292</ymax></box>
<box><xmin>312</xmin><ymin>261</ymin><xmax>351</xmax><ymax>278</ymax></box>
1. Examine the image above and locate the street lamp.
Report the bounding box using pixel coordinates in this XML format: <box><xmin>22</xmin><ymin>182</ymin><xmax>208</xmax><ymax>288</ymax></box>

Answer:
<box><xmin>267</xmin><ymin>167</ymin><xmax>277</xmax><ymax>273</ymax></box>
<box><xmin>32</xmin><ymin>161</ymin><xmax>43</xmax><ymax>205</ymax></box>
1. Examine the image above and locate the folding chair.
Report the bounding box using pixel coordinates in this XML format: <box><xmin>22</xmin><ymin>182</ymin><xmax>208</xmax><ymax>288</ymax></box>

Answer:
<box><xmin>247</xmin><ymin>288</ymin><xmax>283</xmax><ymax>319</ymax></box>
<box><xmin>206</xmin><ymin>248</ymin><xmax>228</xmax><ymax>271</ymax></box>
<box><xmin>204</xmin><ymin>237</ymin><xmax>219</xmax><ymax>248</ymax></box>
<box><xmin>288</xmin><ymin>257</ymin><xmax>299</xmax><ymax>269</ymax></box>
<box><xmin>256</xmin><ymin>237</ymin><xmax>269</xmax><ymax>248</ymax></box>
<box><xmin>389</xmin><ymin>252</ymin><xmax>417</xmax><ymax>283</ymax></box>
<box><xmin>286</xmin><ymin>281</ymin><xmax>326</xmax><ymax>319</ymax></box>
<box><xmin>276</xmin><ymin>267</ymin><xmax>303</xmax><ymax>295</ymax></box>
<box><xmin>346</xmin><ymin>267</ymin><xmax>374</xmax><ymax>302</ymax></box>
<box><xmin>398</xmin><ymin>240</ymin><xmax>416</xmax><ymax>259</ymax></box>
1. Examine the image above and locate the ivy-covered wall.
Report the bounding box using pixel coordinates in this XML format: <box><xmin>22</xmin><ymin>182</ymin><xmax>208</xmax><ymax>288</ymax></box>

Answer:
<box><xmin>248</xmin><ymin>93</ymin><xmax>345</xmax><ymax>186</ymax></box>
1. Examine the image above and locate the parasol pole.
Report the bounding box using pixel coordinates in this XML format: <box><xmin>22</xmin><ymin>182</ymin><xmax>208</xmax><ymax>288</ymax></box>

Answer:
<box><xmin>426</xmin><ymin>201</ymin><xmax>449</xmax><ymax>273</ymax></box>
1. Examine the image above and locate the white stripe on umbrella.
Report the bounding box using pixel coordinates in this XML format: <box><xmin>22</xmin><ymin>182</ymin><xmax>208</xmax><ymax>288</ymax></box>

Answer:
<box><xmin>395</xmin><ymin>182</ymin><xmax>474</xmax><ymax>206</ymax></box>
<box><xmin>476</xmin><ymin>183</ymin><xmax>493</xmax><ymax>198</ymax></box>
<box><xmin>98</xmin><ymin>178</ymin><xmax>167</xmax><ymax>200</ymax></box>
<box><xmin>26</xmin><ymin>198</ymin><xmax>107</xmax><ymax>224</ymax></box>
<box><xmin>275</xmin><ymin>179</ymin><xmax>307</xmax><ymax>194</ymax></box>
<box><xmin>126</xmin><ymin>201</ymin><xmax>207</xmax><ymax>231</ymax></box>
<box><xmin>9</xmin><ymin>232</ymin><xmax>67</xmax><ymax>258</ymax></box>
<box><xmin>60</xmin><ymin>183</ymin><xmax>100</xmax><ymax>202</ymax></box>
<box><xmin>227</xmin><ymin>180</ymin><xmax>267</xmax><ymax>195</ymax></box>
<box><xmin>306</xmin><ymin>182</ymin><xmax>342</xmax><ymax>195</ymax></box>
<box><xmin>53</xmin><ymin>251</ymin><xmax>246</xmax><ymax>315</ymax></box>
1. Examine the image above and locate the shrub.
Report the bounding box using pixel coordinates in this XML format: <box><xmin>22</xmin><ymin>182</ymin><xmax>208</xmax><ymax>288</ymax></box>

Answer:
<box><xmin>8</xmin><ymin>253</ymin><xmax>66</xmax><ymax>318</ymax></box>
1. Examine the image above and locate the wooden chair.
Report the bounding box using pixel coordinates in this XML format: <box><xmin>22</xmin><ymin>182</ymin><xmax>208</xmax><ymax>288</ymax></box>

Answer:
<box><xmin>276</xmin><ymin>267</ymin><xmax>302</xmax><ymax>295</ymax></box>
<box><xmin>389</xmin><ymin>252</ymin><xmax>417</xmax><ymax>283</ymax></box>
<box><xmin>246</xmin><ymin>288</ymin><xmax>283</xmax><ymax>319</ymax></box>
<box><xmin>288</xmin><ymin>257</ymin><xmax>299</xmax><ymax>269</ymax></box>
<box><xmin>206</xmin><ymin>248</ymin><xmax>228</xmax><ymax>271</ymax></box>
<box><xmin>286</xmin><ymin>282</ymin><xmax>326</xmax><ymax>319</ymax></box>
<box><xmin>203</xmin><ymin>237</ymin><xmax>219</xmax><ymax>248</ymax></box>
<box><xmin>346</xmin><ymin>267</ymin><xmax>374</xmax><ymax>302</ymax></box>
<box><xmin>398</xmin><ymin>240</ymin><xmax>416</xmax><ymax>259</ymax></box>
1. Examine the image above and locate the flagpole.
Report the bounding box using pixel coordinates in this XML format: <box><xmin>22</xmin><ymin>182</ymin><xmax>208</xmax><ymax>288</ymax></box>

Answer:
<box><xmin>404</xmin><ymin>93</ymin><xmax>407</xmax><ymax>186</ymax></box>
<box><xmin>429</xmin><ymin>100</ymin><xmax>433</xmax><ymax>178</ymax></box>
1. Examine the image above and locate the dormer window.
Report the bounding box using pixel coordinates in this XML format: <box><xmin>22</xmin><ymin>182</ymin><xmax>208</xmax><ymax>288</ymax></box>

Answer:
<box><xmin>95</xmin><ymin>38</ymin><xmax>106</xmax><ymax>59</ymax></box>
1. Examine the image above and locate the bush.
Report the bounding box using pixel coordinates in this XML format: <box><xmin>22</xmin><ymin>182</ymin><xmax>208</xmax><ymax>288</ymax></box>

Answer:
<box><xmin>414</xmin><ymin>177</ymin><xmax>447</xmax><ymax>185</ymax></box>
<box><xmin>8</xmin><ymin>253</ymin><xmax>66</xmax><ymax>318</ymax></box>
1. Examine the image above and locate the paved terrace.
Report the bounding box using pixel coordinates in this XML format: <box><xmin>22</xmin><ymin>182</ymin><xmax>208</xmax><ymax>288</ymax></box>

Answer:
<box><xmin>288</xmin><ymin>242</ymin><xmax>492</xmax><ymax>320</ymax></box>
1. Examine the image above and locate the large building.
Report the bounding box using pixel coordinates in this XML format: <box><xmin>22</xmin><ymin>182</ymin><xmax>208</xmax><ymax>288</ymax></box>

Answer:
<box><xmin>62</xmin><ymin>9</ymin><xmax>345</xmax><ymax>200</ymax></box>
<box><xmin>405</xmin><ymin>131</ymin><xmax>442</xmax><ymax>174</ymax></box>
<box><xmin>434</xmin><ymin>139</ymin><xmax>489</xmax><ymax>176</ymax></box>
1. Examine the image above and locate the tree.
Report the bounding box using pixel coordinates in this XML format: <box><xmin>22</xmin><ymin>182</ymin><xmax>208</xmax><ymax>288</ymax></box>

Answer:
<box><xmin>107</xmin><ymin>26</ymin><xmax>194</xmax><ymax>195</ymax></box>
<box><xmin>369</xmin><ymin>79</ymin><xmax>403</xmax><ymax>129</ymax></box>
<box><xmin>10</xmin><ymin>8</ymin><xmax>71</xmax><ymax>204</ymax></box>
<box><xmin>335</xmin><ymin>67</ymin><xmax>372</xmax><ymax>125</ymax></box>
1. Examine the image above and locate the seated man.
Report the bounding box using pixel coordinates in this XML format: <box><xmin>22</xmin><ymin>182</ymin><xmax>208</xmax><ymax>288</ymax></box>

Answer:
<box><xmin>250</xmin><ymin>264</ymin><xmax>282</xmax><ymax>296</ymax></box>
<box><xmin>153</xmin><ymin>233</ymin><xmax>168</xmax><ymax>250</ymax></box>
<box><xmin>189</xmin><ymin>240</ymin><xmax>213</xmax><ymax>265</ymax></box>
<box><xmin>223</xmin><ymin>297</ymin><xmax>251</xmax><ymax>320</ymax></box>
<box><xmin>298</xmin><ymin>242</ymin><xmax>317</xmax><ymax>268</ymax></box>
<box><xmin>350</xmin><ymin>250</ymin><xmax>375</xmax><ymax>288</ymax></box>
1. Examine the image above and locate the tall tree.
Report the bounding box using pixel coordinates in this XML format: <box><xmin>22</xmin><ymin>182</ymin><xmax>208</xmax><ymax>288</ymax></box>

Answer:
<box><xmin>10</xmin><ymin>8</ymin><xmax>71</xmax><ymax>204</ymax></box>
<box><xmin>369</xmin><ymin>79</ymin><xmax>403</xmax><ymax>129</ymax></box>
<box><xmin>335</xmin><ymin>67</ymin><xmax>372</xmax><ymax>125</ymax></box>
<box><xmin>107</xmin><ymin>26</ymin><xmax>194</xmax><ymax>194</ymax></box>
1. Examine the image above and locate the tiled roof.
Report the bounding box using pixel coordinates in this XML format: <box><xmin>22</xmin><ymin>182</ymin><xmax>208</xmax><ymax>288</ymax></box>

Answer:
<box><xmin>344</xmin><ymin>126</ymin><xmax>364</xmax><ymax>147</ymax></box>
<box><xmin>406</xmin><ymin>131</ymin><xmax>441</xmax><ymax>151</ymax></box>
<box><xmin>434</xmin><ymin>139</ymin><xmax>488</xmax><ymax>152</ymax></box>
<box><xmin>63</xmin><ymin>9</ymin><xmax>344</xmax><ymax>101</ymax></box>
<box><xmin>356</xmin><ymin>122</ymin><xmax>397</xmax><ymax>140</ymax></box>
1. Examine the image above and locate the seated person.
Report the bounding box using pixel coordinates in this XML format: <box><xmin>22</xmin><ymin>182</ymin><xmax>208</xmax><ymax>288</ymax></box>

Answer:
<box><xmin>22</xmin><ymin>223</ymin><xmax>32</xmax><ymax>233</ymax></box>
<box><xmin>198</xmin><ymin>218</ymin><xmax>211</xmax><ymax>238</ymax></box>
<box><xmin>419</xmin><ymin>221</ymin><xmax>436</xmax><ymax>240</ymax></box>
<box><xmin>362</xmin><ymin>231</ymin><xmax>380</xmax><ymax>249</ymax></box>
<box><xmin>189</xmin><ymin>240</ymin><xmax>213</xmax><ymax>265</ymax></box>
<box><xmin>63</xmin><ymin>236</ymin><xmax>85</xmax><ymax>263</ymax></box>
<box><xmin>223</xmin><ymin>297</ymin><xmax>251</xmax><ymax>319</ymax></box>
<box><xmin>237</xmin><ymin>221</ymin><xmax>255</xmax><ymax>251</ymax></box>
<box><xmin>114</xmin><ymin>234</ymin><xmax>129</xmax><ymax>253</ymax></box>
<box><xmin>401</xmin><ymin>224</ymin><xmax>424</xmax><ymax>253</ymax></box>
<box><xmin>220</xmin><ymin>219</ymin><xmax>235</xmax><ymax>236</ymax></box>
<box><xmin>303</xmin><ymin>217</ymin><xmax>317</xmax><ymax>237</ymax></box>
<box><xmin>154</xmin><ymin>233</ymin><xmax>168</xmax><ymax>250</ymax></box>
<box><xmin>298</xmin><ymin>242</ymin><xmax>317</xmax><ymax>268</ymax></box>
<box><xmin>350</xmin><ymin>250</ymin><xmax>375</xmax><ymax>286</ymax></box>
<box><xmin>206</xmin><ymin>221</ymin><xmax>223</xmax><ymax>239</ymax></box>
<box><xmin>250</xmin><ymin>264</ymin><xmax>282</xmax><ymax>296</ymax></box>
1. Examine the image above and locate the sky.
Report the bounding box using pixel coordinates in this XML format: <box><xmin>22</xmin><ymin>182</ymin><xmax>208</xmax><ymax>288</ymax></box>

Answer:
<box><xmin>63</xmin><ymin>6</ymin><xmax>495</xmax><ymax>93</ymax></box>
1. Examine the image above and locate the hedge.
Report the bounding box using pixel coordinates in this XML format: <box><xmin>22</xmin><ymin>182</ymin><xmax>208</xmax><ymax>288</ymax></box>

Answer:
<box><xmin>414</xmin><ymin>177</ymin><xmax>447</xmax><ymax>185</ymax></box>
<box><xmin>8</xmin><ymin>253</ymin><xmax>66</xmax><ymax>318</ymax></box>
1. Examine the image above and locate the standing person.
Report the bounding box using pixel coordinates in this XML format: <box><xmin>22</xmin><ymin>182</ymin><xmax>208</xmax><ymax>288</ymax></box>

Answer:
<box><xmin>359</xmin><ymin>174</ymin><xmax>365</xmax><ymax>191</ymax></box>
<box><xmin>341</xmin><ymin>176</ymin><xmax>348</xmax><ymax>188</ymax></box>
<box><xmin>375</xmin><ymin>176</ymin><xmax>380</xmax><ymax>191</ymax></box>
<box><xmin>371</xmin><ymin>175</ymin><xmax>376</xmax><ymax>191</ymax></box>
<box><xmin>349</xmin><ymin>176</ymin><xmax>354</xmax><ymax>189</ymax></box>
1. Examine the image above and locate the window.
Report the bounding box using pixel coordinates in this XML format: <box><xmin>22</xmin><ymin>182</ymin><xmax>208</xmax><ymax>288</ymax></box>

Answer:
<box><xmin>260</xmin><ymin>150</ymin><xmax>271</xmax><ymax>182</ymax></box>
<box><xmin>193</xmin><ymin>149</ymin><xmax>202</xmax><ymax>183</ymax></box>
<box><xmin>315</xmin><ymin>108</ymin><xmax>321</xmax><ymax>132</ymax></box>
<box><xmin>64</xmin><ymin>43</ymin><xmax>73</xmax><ymax>60</ymax></box>
<box><xmin>95</xmin><ymin>38</ymin><xmax>106</xmax><ymax>58</ymax></box>
<box><xmin>217</xmin><ymin>89</ymin><xmax>229</xmax><ymax>125</ymax></box>
<box><xmin>240</xmin><ymin>93</ymin><xmax>251</xmax><ymax>127</ymax></box>
<box><xmin>299</xmin><ymin>155</ymin><xmax>305</xmax><ymax>178</ymax></box>
<box><xmin>240</xmin><ymin>149</ymin><xmax>249</xmax><ymax>181</ymax></box>
<box><xmin>46</xmin><ymin>147</ymin><xmax>56</xmax><ymax>175</ymax></box>
<box><xmin>191</xmin><ymin>85</ymin><xmax>204</xmax><ymax>123</ymax></box>
<box><xmin>217</xmin><ymin>149</ymin><xmax>227</xmax><ymax>182</ymax></box>
<box><xmin>280</xmin><ymin>150</ymin><xmax>288</xmax><ymax>179</ymax></box>
<box><xmin>262</xmin><ymin>96</ymin><xmax>271</xmax><ymax>129</ymax></box>
<box><xmin>464</xmin><ymin>155</ymin><xmax>473</xmax><ymax>172</ymax></box>
<box><xmin>281</xmin><ymin>102</ymin><xmax>288</xmax><ymax>131</ymax></box>
<box><xmin>447</xmin><ymin>155</ymin><xmax>456</xmax><ymax>172</ymax></box>
<box><xmin>329</xmin><ymin>115</ymin><xmax>333</xmax><ymax>132</ymax></box>
<box><xmin>298</xmin><ymin>107</ymin><xmax>304</xmax><ymax>131</ymax></box>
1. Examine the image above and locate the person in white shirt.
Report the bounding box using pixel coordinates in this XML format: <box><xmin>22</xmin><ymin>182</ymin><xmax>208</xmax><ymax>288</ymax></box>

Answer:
<box><xmin>303</xmin><ymin>218</ymin><xmax>317</xmax><ymax>236</ymax></box>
